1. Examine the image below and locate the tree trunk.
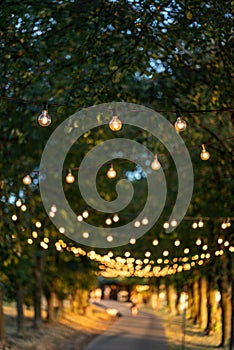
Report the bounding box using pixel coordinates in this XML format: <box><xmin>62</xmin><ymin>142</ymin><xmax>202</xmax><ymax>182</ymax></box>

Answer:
<box><xmin>33</xmin><ymin>254</ymin><xmax>43</xmax><ymax>328</ymax></box>
<box><xmin>46</xmin><ymin>290</ymin><xmax>56</xmax><ymax>322</ymax></box>
<box><xmin>15</xmin><ymin>282</ymin><xmax>25</xmax><ymax>335</ymax></box>
<box><xmin>205</xmin><ymin>276</ymin><xmax>217</xmax><ymax>335</ymax></box>
<box><xmin>0</xmin><ymin>287</ymin><xmax>6</xmax><ymax>343</ymax></box>
<box><xmin>167</xmin><ymin>284</ymin><xmax>177</xmax><ymax>315</ymax></box>
<box><xmin>218</xmin><ymin>278</ymin><xmax>232</xmax><ymax>348</ymax></box>
<box><xmin>176</xmin><ymin>291</ymin><xmax>181</xmax><ymax>315</ymax></box>
<box><xmin>187</xmin><ymin>284</ymin><xmax>194</xmax><ymax>320</ymax></box>
<box><xmin>192</xmin><ymin>280</ymin><xmax>200</xmax><ymax>325</ymax></box>
<box><xmin>200</xmin><ymin>277</ymin><xmax>208</xmax><ymax>331</ymax></box>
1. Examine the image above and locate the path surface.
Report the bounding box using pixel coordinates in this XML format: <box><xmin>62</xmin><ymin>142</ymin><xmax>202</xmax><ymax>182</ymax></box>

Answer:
<box><xmin>84</xmin><ymin>300</ymin><xmax>167</xmax><ymax>350</ymax></box>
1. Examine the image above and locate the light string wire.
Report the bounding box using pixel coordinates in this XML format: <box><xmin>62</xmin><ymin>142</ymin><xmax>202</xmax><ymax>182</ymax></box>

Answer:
<box><xmin>20</xmin><ymin>135</ymin><xmax>234</xmax><ymax>175</ymax></box>
<box><xmin>0</xmin><ymin>95</ymin><xmax>233</xmax><ymax>114</ymax></box>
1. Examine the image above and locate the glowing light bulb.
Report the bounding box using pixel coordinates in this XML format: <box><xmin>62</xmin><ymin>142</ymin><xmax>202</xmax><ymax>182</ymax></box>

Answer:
<box><xmin>198</xmin><ymin>219</ymin><xmax>204</xmax><ymax>228</ymax></box>
<box><xmin>174</xmin><ymin>111</ymin><xmax>186</xmax><ymax>132</ymax></box>
<box><xmin>105</xmin><ymin>218</ymin><xmax>112</xmax><ymax>225</ymax></box>
<box><xmin>82</xmin><ymin>210</ymin><xmax>89</xmax><ymax>218</ymax></box>
<box><xmin>192</xmin><ymin>222</ymin><xmax>198</xmax><ymax>229</ymax></box>
<box><xmin>153</xmin><ymin>239</ymin><xmax>159</xmax><ymax>246</ymax></box>
<box><xmin>38</xmin><ymin>103</ymin><xmax>51</xmax><ymax>127</ymax></box>
<box><xmin>23</xmin><ymin>174</ymin><xmax>32</xmax><ymax>185</ymax></box>
<box><xmin>200</xmin><ymin>144</ymin><xmax>210</xmax><ymax>160</ymax></box>
<box><xmin>221</xmin><ymin>221</ymin><xmax>227</xmax><ymax>229</ymax></box>
<box><xmin>109</xmin><ymin>110</ymin><xmax>122</xmax><ymax>131</ymax></box>
<box><xmin>170</xmin><ymin>219</ymin><xmax>178</xmax><ymax>227</ymax></box>
<box><xmin>151</xmin><ymin>154</ymin><xmax>161</xmax><ymax>170</ymax></box>
<box><xmin>107</xmin><ymin>164</ymin><xmax>117</xmax><ymax>179</ymax></box>
<box><xmin>16</xmin><ymin>199</ymin><xmax>22</xmax><ymax>207</ymax></box>
<box><xmin>66</xmin><ymin>169</ymin><xmax>75</xmax><ymax>184</ymax></box>
<box><xmin>113</xmin><ymin>214</ymin><xmax>119</xmax><ymax>222</ymax></box>
<box><xmin>163</xmin><ymin>222</ymin><xmax>170</xmax><ymax>229</ymax></box>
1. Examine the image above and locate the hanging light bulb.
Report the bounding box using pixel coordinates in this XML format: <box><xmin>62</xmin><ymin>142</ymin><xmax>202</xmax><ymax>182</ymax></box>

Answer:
<box><xmin>38</xmin><ymin>102</ymin><xmax>51</xmax><ymax>127</ymax></box>
<box><xmin>23</xmin><ymin>174</ymin><xmax>32</xmax><ymax>185</ymax></box>
<box><xmin>107</xmin><ymin>164</ymin><xmax>117</xmax><ymax>179</ymax></box>
<box><xmin>65</xmin><ymin>169</ymin><xmax>75</xmax><ymax>184</ymax></box>
<box><xmin>174</xmin><ymin>111</ymin><xmax>187</xmax><ymax>132</ymax></box>
<box><xmin>198</xmin><ymin>219</ymin><xmax>204</xmax><ymax>228</ymax></box>
<box><xmin>200</xmin><ymin>144</ymin><xmax>210</xmax><ymax>160</ymax></box>
<box><xmin>151</xmin><ymin>154</ymin><xmax>161</xmax><ymax>170</ymax></box>
<box><xmin>109</xmin><ymin>109</ymin><xmax>122</xmax><ymax>131</ymax></box>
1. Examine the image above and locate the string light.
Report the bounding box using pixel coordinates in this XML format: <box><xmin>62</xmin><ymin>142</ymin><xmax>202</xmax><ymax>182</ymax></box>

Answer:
<box><xmin>174</xmin><ymin>111</ymin><xmax>187</xmax><ymax>132</ymax></box>
<box><xmin>23</xmin><ymin>174</ymin><xmax>32</xmax><ymax>185</ymax></box>
<box><xmin>38</xmin><ymin>102</ymin><xmax>51</xmax><ymax>127</ymax></box>
<box><xmin>65</xmin><ymin>168</ymin><xmax>75</xmax><ymax>184</ymax></box>
<box><xmin>151</xmin><ymin>154</ymin><xmax>161</xmax><ymax>170</ymax></box>
<box><xmin>198</xmin><ymin>219</ymin><xmax>204</xmax><ymax>228</ymax></box>
<box><xmin>200</xmin><ymin>144</ymin><xmax>210</xmax><ymax>160</ymax></box>
<box><xmin>109</xmin><ymin>110</ymin><xmax>122</xmax><ymax>131</ymax></box>
<box><xmin>107</xmin><ymin>164</ymin><xmax>117</xmax><ymax>179</ymax></box>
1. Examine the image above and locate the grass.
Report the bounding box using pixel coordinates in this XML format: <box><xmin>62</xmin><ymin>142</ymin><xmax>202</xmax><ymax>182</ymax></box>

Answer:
<box><xmin>0</xmin><ymin>304</ymin><xmax>116</xmax><ymax>350</ymax></box>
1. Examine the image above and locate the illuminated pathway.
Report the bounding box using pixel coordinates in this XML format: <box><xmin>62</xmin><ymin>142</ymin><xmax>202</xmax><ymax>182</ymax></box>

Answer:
<box><xmin>85</xmin><ymin>300</ymin><xmax>167</xmax><ymax>350</ymax></box>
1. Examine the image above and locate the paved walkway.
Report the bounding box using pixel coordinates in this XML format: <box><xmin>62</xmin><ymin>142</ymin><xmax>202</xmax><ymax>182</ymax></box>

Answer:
<box><xmin>85</xmin><ymin>300</ymin><xmax>167</xmax><ymax>350</ymax></box>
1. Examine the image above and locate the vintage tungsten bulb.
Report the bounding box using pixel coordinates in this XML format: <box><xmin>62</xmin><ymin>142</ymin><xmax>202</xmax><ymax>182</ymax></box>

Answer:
<box><xmin>23</xmin><ymin>174</ymin><xmax>32</xmax><ymax>185</ymax></box>
<box><xmin>151</xmin><ymin>154</ymin><xmax>161</xmax><ymax>170</ymax></box>
<box><xmin>200</xmin><ymin>144</ymin><xmax>210</xmax><ymax>160</ymax></box>
<box><xmin>174</xmin><ymin>111</ymin><xmax>187</xmax><ymax>132</ymax></box>
<box><xmin>163</xmin><ymin>222</ymin><xmax>170</xmax><ymax>229</ymax></box>
<box><xmin>109</xmin><ymin>111</ymin><xmax>122</xmax><ymax>131</ymax></box>
<box><xmin>198</xmin><ymin>219</ymin><xmax>204</xmax><ymax>228</ymax></box>
<box><xmin>192</xmin><ymin>222</ymin><xmax>198</xmax><ymax>229</ymax></box>
<box><xmin>38</xmin><ymin>102</ymin><xmax>51</xmax><ymax>127</ymax></box>
<box><xmin>107</xmin><ymin>164</ymin><xmax>117</xmax><ymax>179</ymax></box>
<box><xmin>66</xmin><ymin>169</ymin><xmax>75</xmax><ymax>184</ymax></box>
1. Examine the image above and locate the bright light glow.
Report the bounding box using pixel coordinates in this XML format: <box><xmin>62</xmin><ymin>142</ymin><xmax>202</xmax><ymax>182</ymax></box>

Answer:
<box><xmin>184</xmin><ymin>248</ymin><xmax>190</xmax><ymax>254</ymax></box>
<box><xmin>83</xmin><ymin>232</ymin><xmax>89</xmax><ymax>239</ymax></box>
<box><xmin>174</xmin><ymin>114</ymin><xmax>187</xmax><ymax>132</ymax></box>
<box><xmin>77</xmin><ymin>215</ymin><xmax>83</xmax><ymax>222</ymax></box>
<box><xmin>16</xmin><ymin>199</ymin><xmax>22</xmax><ymax>207</ymax></box>
<box><xmin>175</xmin><ymin>240</ymin><xmax>180</xmax><ymax>246</ymax></box>
<box><xmin>32</xmin><ymin>231</ymin><xmax>38</xmax><ymax>238</ymax></box>
<box><xmin>35</xmin><ymin>221</ymin><xmax>41</xmax><ymax>228</ymax></box>
<box><xmin>66</xmin><ymin>169</ymin><xmax>75</xmax><ymax>184</ymax></box>
<box><xmin>153</xmin><ymin>239</ymin><xmax>159</xmax><ymax>246</ymax></box>
<box><xmin>163</xmin><ymin>222</ymin><xmax>170</xmax><ymax>229</ymax></box>
<box><xmin>151</xmin><ymin>155</ymin><xmax>161</xmax><ymax>170</ymax></box>
<box><xmin>107</xmin><ymin>165</ymin><xmax>117</xmax><ymax>179</ymax></box>
<box><xmin>142</xmin><ymin>217</ymin><xmax>149</xmax><ymax>225</ymax></box>
<box><xmin>113</xmin><ymin>214</ymin><xmax>119</xmax><ymax>222</ymax></box>
<box><xmin>106</xmin><ymin>218</ymin><xmax>112</xmax><ymax>225</ymax></box>
<box><xmin>38</xmin><ymin>109</ymin><xmax>51</xmax><ymax>127</ymax></box>
<box><xmin>145</xmin><ymin>251</ymin><xmax>151</xmax><ymax>257</ymax></box>
<box><xmin>21</xmin><ymin>204</ymin><xmax>27</xmax><ymax>212</ymax></box>
<box><xmin>163</xmin><ymin>250</ymin><xmax>169</xmax><ymax>256</ymax></box>
<box><xmin>28</xmin><ymin>238</ymin><xmax>33</xmax><ymax>244</ymax></box>
<box><xmin>200</xmin><ymin>144</ymin><xmax>210</xmax><ymax>160</ymax></box>
<box><xmin>23</xmin><ymin>175</ymin><xmax>32</xmax><ymax>185</ymax></box>
<box><xmin>109</xmin><ymin>115</ymin><xmax>122</xmax><ymax>131</ymax></box>
<box><xmin>82</xmin><ymin>210</ymin><xmax>89</xmax><ymax>218</ymax></box>
<box><xmin>59</xmin><ymin>226</ymin><xmax>65</xmax><ymax>233</ymax></box>
<box><xmin>192</xmin><ymin>222</ymin><xmax>198</xmax><ymax>229</ymax></box>
<box><xmin>12</xmin><ymin>214</ymin><xmax>17</xmax><ymax>221</ymax></box>
<box><xmin>170</xmin><ymin>219</ymin><xmax>177</xmax><ymax>227</ymax></box>
<box><xmin>130</xmin><ymin>238</ymin><xmax>136</xmax><ymax>244</ymax></box>
<box><xmin>134</xmin><ymin>220</ymin><xmax>141</xmax><ymax>228</ymax></box>
<box><xmin>196</xmin><ymin>238</ymin><xmax>202</xmax><ymax>245</ymax></box>
<box><xmin>107</xmin><ymin>235</ymin><xmax>113</xmax><ymax>242</ymax></box>
<box><xmin>198</xmin><ymin>219</ymin><xmax>204</xmax><ymax>228</ymax></box>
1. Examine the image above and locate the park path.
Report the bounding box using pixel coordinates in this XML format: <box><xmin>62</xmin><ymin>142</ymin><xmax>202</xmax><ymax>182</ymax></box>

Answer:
<box><xmin>84</xmin><ymin>300</ymin><xmax>167</xmax><ymax>350</ymax></box>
